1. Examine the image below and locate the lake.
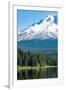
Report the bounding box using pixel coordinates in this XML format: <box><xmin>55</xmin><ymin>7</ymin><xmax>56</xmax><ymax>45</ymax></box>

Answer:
<box><xmin>17</xmin><ymin>67</ymin><xmax>58</xmax><ymax>80</ymax></box>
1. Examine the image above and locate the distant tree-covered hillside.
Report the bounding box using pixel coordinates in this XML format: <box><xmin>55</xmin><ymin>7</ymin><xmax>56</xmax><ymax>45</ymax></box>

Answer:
<box><xmin>17</xmin><ymin>48</ymin><xmax>58</xmax><ymax>67</ymax></box>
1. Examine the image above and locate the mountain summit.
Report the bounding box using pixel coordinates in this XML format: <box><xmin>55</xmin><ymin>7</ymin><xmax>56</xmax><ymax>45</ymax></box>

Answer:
<box><xmin>18</xmin><ymin>15</ymin><xmax>58</xmax><ymax>41</ymax></box>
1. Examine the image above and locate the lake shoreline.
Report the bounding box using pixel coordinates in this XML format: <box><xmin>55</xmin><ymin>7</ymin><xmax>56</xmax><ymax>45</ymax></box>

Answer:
<box><xmin>17</xmin><ymin>66</ymin><xmax>57</xmax><ymax>71</ymax></box>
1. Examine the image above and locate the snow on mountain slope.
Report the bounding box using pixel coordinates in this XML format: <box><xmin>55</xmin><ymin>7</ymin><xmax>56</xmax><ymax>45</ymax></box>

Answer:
<box><xmin>18</xmin><ymin>15</ymin><xmax>58</xmax><ymax>41</ymax></box>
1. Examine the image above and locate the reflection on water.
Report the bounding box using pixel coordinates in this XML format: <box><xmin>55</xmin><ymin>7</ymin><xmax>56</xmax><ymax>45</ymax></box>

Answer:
<box><xmin>17</xmin><ymin>67</ymin><xmax>58</xmax><ymax>80</ymax></box>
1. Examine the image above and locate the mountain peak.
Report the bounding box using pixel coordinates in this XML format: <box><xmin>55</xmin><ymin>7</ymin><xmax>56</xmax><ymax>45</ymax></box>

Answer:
<box><xmin>45</xmin><ymin>15</ymin><xmax>54</xmax><ymax>22</ymax></box>
<box><xmin>18</xmin><ymin>15</ymin><xmax>58</xmax><ymax>41</ymax></box>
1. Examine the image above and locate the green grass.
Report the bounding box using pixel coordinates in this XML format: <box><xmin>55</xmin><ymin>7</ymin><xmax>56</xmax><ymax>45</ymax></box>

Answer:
<box><xmin>17</xmin><ymin>66</ymin><xmax>57</xmax><ymax>71</ymax></box>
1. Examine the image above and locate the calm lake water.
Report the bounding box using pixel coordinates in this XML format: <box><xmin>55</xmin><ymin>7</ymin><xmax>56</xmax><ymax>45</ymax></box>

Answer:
<box><xmin>17</xmin><ymin>67</ymin><xmax>58</xmax><ymax>80</ymax></box>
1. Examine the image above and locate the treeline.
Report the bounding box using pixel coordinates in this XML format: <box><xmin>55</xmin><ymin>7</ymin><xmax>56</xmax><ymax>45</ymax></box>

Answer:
<box><xmin>17</xmin><ymin>48</ymin><xmax>58</xmax><ymax>67</ymax></box>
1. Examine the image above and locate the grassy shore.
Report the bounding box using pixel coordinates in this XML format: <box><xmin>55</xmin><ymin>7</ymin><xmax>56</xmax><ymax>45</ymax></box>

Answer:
<box><xmin>17</xmin><ymin>66</ymin><xmax>57</xmax><ymax>71</ymax></box>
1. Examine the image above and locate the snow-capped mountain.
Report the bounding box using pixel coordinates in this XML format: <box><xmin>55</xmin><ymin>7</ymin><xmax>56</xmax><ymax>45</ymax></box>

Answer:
<box><xmin>18</xmin><ymin>15</ymin><xmax>58</xmax><ymax>41</ymax></box>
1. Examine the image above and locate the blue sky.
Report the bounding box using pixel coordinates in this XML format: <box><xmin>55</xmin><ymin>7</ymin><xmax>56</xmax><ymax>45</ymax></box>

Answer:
<box><xmin>17</xmin><ymin>9</ymin><xmax>58</xmax><ymax>34</ymax></box>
